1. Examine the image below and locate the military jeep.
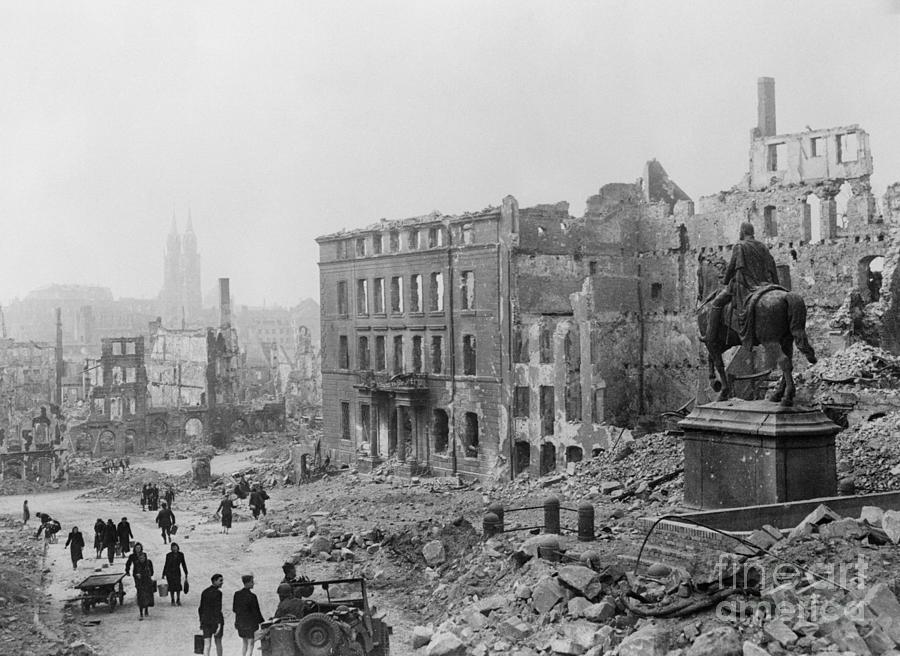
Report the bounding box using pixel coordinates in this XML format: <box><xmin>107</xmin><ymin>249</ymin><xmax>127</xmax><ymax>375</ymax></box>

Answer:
<box><xmin>259</xmin><ymin>577</ymin><xmax>391</xmax><ymax>656</ymax></box>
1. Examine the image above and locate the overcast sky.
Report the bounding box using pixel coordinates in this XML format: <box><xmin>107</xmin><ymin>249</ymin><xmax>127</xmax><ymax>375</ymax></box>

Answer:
<box><xmin>2</xmin><ymin>0</ymin><xmax>899</xmax><ymax>307</ymax></box>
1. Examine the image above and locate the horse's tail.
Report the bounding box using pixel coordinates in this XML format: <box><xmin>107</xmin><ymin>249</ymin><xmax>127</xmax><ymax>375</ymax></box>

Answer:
<box><xmin>786</xmin><ymin>292</ymin><xmax>817</xmax><ymax>364</ymax></box>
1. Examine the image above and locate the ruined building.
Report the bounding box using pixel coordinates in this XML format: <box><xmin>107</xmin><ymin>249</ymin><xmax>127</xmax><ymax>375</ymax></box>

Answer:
<box><xmin>318</xmin><ymin>78</ymin><xmax>900</xmax><ymax>480</ymax></box>
<box><xmin>160</xmin><ymin>215</ymin><xmax>203</xmax><ymax>327</ymax></box>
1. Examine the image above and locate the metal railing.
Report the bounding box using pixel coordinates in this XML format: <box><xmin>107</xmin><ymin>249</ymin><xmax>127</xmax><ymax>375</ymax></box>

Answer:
<box><xmin>482</xmin><ymin>496</ymin><xmax>595</xmax><ymax>542</ymax></box>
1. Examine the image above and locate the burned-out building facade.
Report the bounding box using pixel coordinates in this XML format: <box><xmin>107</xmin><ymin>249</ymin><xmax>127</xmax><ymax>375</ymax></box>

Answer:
<box><xmin>318</xmin><ymin>78</ymin><xmax>900</xmax><ymax>480</ymax></box>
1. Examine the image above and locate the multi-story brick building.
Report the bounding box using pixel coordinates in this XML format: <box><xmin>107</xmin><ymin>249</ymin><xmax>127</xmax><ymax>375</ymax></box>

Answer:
<box><xmin>318</xmin><ymin>78</ymin><xmax>900</xmax><ymax>481</ymax></box>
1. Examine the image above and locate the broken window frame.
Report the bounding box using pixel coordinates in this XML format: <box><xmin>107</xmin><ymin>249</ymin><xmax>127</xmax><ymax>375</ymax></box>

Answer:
<box><xmin>390</xmin><ymin>276</ymin><xmax>404</xmax><ymax>314</ymax></box>
<box><xmin>356</xmin><ymin>237</ymin><xmax>367</xmax><ymax>257</ymax></box>
<box><xmin>513</xmin><ymin>386</ymin><xmax>530</xmax><ymax>418</ymax></box>
<box><xmin>433</xmin><ymin>409</ymin><xmax>449</xmax><ymax>452</ymax></box>
<box><xmin>412</xmin><ymin>335</ymin><xmax>423</xmax><ymax>373</ymax></box>
<box><xmin>389</xmin><ymin>230</ymin><xmax>400</xmax><ymax>252</ymax></box>
<box><xmin>461</xmin><ymin>223</ymin><xmax>474</xmax><ymax>245</ymax></box>
<box><xmin>462</xmin><ymin>334</ymin><xmax>476</xmax><ymax>375</ymax></box>
<box><xmin>650</xmin><ymin>282</ymin><xmax>662</xmax><ymax>300</ymax></box>
<box><xmin>358</xmin><ymin>336</ymin><xmax>370</xmax><ymax>370</ymax></box>
<box><xmin>431</xmin><ymin>335</ymin><xmax>443</xmax><ymax>374</ymax></box>
<box><xmin>337</xmin><ymin>281</ymin><xmax>348</xmax><ymax>316</ymax></box>
<box><xmin>410</xmin><ymin>274</ymin><xmax>422</xmax><ymax>313</ymax></box>
<box><xmin>373</xmin><ymin>278</ymin><xmax>385</xmax><ymax>314</ymax></box>
<box><xmin>375</xmin><ymin>336</ymin><xmax>386</xmax><ymax>371</ymax></box>
<box><xmin>408</xmin><ymin>229</ymin><xmax>420</xmax><ymax>250</ymax></box>
<box><xmin>460</xmin><ymin>271</ymin><xmax>475</xmax><ymax>311</ymax></box>
<box><xmin>340</xmin><ymin>402</ymin><xmax>351</xmax><ymax>441</ymax></box>
<box><xmin>463</xmin><ymin>412</ymin><xmax>479</xmax><ymax>458</ymax></box>
<box><xmin>513</xmin><ymin>327</ymin><xmax>529</xmax><ymax>363</ymax></box>
<box><xmin>539</xmin><ymin>326</ymin><xmax>553</xmax><ymax>364</ymax></box>
<box><xmin>429</xmin><ymin>272</ymin><xmax>444</xmax><ymax>312</ymax></box>
<box><xmin>540</xmin><ymin>385</ymin><xmax>555</xmax><ymax>436</ymax></box>
<box><xmin>373</xmin><ymin>233</ymin><xmax>383</xmax><ymax>255</ymax></box>
<box><xmin>356</xmin><ymin>279</ymin><xmax>369</xmax><ymax>315</ymax></box>
<box><xmin>338</xmin><ymin>335</ymin><xmax>349</xmax><ymax>369</ymax></box>
<box><xmin>428</xmin><ymin>226</ymin><xmax>444</xmax><ymax>248</ymax></box>
<box><xmin>393</xmin><ymin>335</ymin><xmax>404</xmax><ymax>373</ymax></box>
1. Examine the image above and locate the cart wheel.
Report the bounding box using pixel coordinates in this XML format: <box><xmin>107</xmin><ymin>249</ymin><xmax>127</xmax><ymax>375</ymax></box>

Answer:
<box><xmin>108</xmin><ymin>591</ymin><xmax>118</xmax><ymax>611</ymax></box>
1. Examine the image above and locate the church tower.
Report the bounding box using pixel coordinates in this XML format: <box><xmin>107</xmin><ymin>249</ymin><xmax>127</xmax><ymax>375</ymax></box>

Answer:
<box><xmin>181</xmin><ymin>212</ymin><xmax>202</xmax><ymax>324</ymax></box>
<box><xmin>161</xmin><ymin>217</ymin><xmax>183</xmax><ymax>325</ymax></box>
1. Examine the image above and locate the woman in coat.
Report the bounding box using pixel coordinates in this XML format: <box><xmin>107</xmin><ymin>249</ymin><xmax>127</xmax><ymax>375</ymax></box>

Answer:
<box><xmin>132</xmin><ymin>551</ymin><xmax>155</xmax><ymax>620</ymax></box>
<box><xmin>93</xmin><ymin>518</ymin><xmax>105</xmax><ymax>559</ymax></box>
<box><xmin>64</xmin><ymin>526</ymin><xmax>85</xmax><ymax>570</ymax></box>
<box><xmin>162</xmin><ymin>542</ymin><xmax>188</xmax><ymax>606</ymax></box>
<box><xmin>117</xmin><ymin>517</ymin><xmax>133</xmax><ymax>556</ymax></box>
<box><xmin>102</xmin><ymin>519</ymin><xmax>118</xmax><ymax>564</ymax></box>
<box><xmin>214</xmin><ymin>493</ymin><xmax>234</xmax><ymax>535</ymax></box>
<box><xmin>124</xmin><ymin>542</ymin><xmax>145</xmax><ymax>575</ymax></box>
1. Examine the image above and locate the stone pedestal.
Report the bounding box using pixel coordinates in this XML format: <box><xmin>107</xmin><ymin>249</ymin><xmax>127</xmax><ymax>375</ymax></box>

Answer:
<box><xmin>679</xmin><ymin>400</ymin><xmax>839</xmax><ymax>510</ymax></box>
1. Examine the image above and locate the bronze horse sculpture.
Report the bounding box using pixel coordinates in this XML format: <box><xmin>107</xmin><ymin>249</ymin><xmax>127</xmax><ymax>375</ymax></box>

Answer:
<box><xmin>697</xmin><ymin>286</ymin><xmax>817</xmax><ymax>406</ymax></box>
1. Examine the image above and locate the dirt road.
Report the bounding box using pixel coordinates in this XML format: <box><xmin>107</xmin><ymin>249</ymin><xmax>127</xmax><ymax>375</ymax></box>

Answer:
<box><xmin>3</xmin><ymin>451</ymin><xmax>416</xmax><ymax>656</ymax></box>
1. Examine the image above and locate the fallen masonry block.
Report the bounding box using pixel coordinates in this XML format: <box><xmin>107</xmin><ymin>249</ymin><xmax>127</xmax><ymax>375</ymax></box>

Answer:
<box><xmin>741</xmin><ymin>641</ymin><xmax>768</xmax><ymax>656</ymax></box>
<box><xmin>462</xmin><ymin>611</ymin><xmax>487</xmax><ymax>630</ymax></box>
<box><xmin>582</xmin><ymin>600</ymin><xmax>615</xmax><ymax>622</ymax></box>
<box><xmin>764</xmin><ymin>620</ymin><xmax>798</xmax><ymax>647</ymax></box>
<box><xmin>788</xmin><ymin>503</ymin><xmax>842</xmax><ymax>540</ymax></box>
<box><xmin>425</xmin><ymin>632</ymin><xmax>465</xmax><ymax>656</ymax></box>
<box><xmin>564</xmin><ymin>620</ymin><xmax>603</xmax><ymax>651</ymax></box>
<box><xmin>599</xmin><ymin>481</ymin><xmax>623</xmax><ymax>495</ymax></box>
<box><xmin>549</xmin><ymin>638</ymin><xmax>584</xmax><ymax>656</ymax></box>
<box><xmin>818</xmin><ymin>616</ymin><xmax>872</xmax><ymax>655</ymax></box>
<box><xmin>498</xmin><ymin>617</ymin><xmax>531</xmax><ymax>641</ymax></box>
<box><xmin>616</xmin><ymin>623</ymin><xmax>670</xmax><ymax>656</ymax></box>
<box><xmin>475</xmin><ymin>594</ymin><xmax>508</xmax><ymax>615</ymax></box>
<box><xmin>818</xmin><ymin>517</ymin><xmax>867</xmax><ymax>540</ymax></box>
<box><xmin>861</xmin><ymin>582</ymin><xmax>900</xmax><ymax>645</ymax></box>
<box><xmin>531</xmin><ymin>577</ymin><xmax>566</xmax><ymax>614</ymax></box>
<box><xmin>558</xmin><ymin>565</ymin><xmax>604</xmax><ymax>601</ymax></box>
<box><xmin>685</xmin><ymin>625</ymin><xmax>741</xmax><ymax>656</ymax></box>
<box><xmin>423</xmin><ymin>540</ymin><xmax>447</xmax><ymax>566</ymax></box>
<box><xmin>860</xmin><ymin>506</ymin><xmax>885</xmax><ymax>527</ymax></box>
<box><xmin>309</xmin><ymin>535</ymin><xmax>332</xmax><ymax>553</ymax></box>
<box><xmin>412</xmin><ymin>626</ymin><xmax>433</xmax><ymax>650</ymax></box>
<box><xmin>882</xmin><ymin>510</ymin><xmax>900</xmax><ymax>544</ymax></box>
<box><xmin>567</xmin><ymin>596</ymin><xmax>592</xmax><ymax>618</ymax></box>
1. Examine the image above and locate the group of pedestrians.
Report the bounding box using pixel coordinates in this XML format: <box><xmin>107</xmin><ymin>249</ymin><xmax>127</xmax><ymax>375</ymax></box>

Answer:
<box><xmin>214</xmin><ymin>479</ymin><xmax>269</xmax><ymax>535</ymax></box>
<box><xmin>198</xmin><ymin>573</ymin><xmax>265</xmax><ymax>656</ymax></box>
<box><xmin>91</xmin><ymin>517</ymin><xmax>133</xmax><ymax>565</ymax></box>
<box><xmin>101</xmin><ymin>457</ymin><xmax>130</xmax><ymax>474</ymax></box>
<box><xmin>124</xmin><ymin>542</ymin><xmax>190</xmax><ymax>620</ymax></box>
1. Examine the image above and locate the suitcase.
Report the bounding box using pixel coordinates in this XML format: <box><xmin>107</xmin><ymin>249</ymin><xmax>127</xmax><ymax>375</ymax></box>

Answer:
<box><xmin>194</xmin><ymin>635</ymin><xmax>205</xmax><ymax>655</ymax></box>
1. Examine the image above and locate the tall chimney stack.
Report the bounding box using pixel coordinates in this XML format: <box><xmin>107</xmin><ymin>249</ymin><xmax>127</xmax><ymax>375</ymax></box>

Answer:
<box><xmin>219</xmin><ymin>278</ymin><xmax>231</xmax><ymax>328</ymax></box>
<box><xmin>757</xmin><ymin>77</ymin><xmax>776</xmax><ymax>137</ymax></box>
<box><xmin>55</xmin><ymin>307</ymin><xmax>63</xmax><ymax>405</ymax></box>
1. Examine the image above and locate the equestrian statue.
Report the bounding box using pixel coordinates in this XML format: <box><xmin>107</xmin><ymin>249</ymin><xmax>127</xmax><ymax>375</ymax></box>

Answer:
<box><xmin>697</xmin><ymin>222</ymin><xmax>817</xmax><ymax>406</ymax></box>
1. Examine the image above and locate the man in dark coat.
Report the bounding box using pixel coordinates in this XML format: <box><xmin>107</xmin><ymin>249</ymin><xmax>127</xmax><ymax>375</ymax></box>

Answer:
<box><xmin>248</xmin><ymin>485</ymin><xmax>269</xmax><ymax>520</ymax></box>
<box><xmin>155</xmin><ymin>502</ymin><xmax>176</xmax><ymax>544</ymax></box>
<box><xmin>232</xmin><ymin>574</ymin><xmax>264</xmax><ymax>656</ymax></box>
<box><xmin>117</xmin><ymin>517</ymin><xmax>133</xmax><ymax>555</ymax></box>
<box><xmin>102</xmin><ymin>519</ymin><xmax>118</xmax><ymax>564</ymax></box>
<box><xmin>705</xmin><ymin>221</ymin><xmax>780</xmax><ymax>346</ymax></box>
<box><xmin>199</xmin><ymin>574</ymin><xmax>224</xmax><ymax>656</ymax></box>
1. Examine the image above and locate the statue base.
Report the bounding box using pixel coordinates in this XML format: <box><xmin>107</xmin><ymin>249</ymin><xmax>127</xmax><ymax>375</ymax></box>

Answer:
<box><xmin>678</xmin><ymin>400</ymin><xmax>839</xmax><ymax>510</ymax></box>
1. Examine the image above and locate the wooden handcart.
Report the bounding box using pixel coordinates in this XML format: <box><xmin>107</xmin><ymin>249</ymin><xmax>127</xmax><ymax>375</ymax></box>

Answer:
<box><xmin>75</xmin><ymin>572</ymin><xmax>127</xmax><ymax>613</ymax></box>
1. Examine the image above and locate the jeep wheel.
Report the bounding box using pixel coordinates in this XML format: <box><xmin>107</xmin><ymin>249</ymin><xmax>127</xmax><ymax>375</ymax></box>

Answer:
<box><xmin>294</xmin><ymin>612</ymin><xmax>342</xmax><ymax>656</ymax></box>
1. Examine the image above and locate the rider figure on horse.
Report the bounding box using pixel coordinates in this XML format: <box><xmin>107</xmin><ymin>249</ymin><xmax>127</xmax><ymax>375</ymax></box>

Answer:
<box><xmin>705</xmin><ymin>221</ymin><xmax>780</xmax><ymax>347</ymax></box>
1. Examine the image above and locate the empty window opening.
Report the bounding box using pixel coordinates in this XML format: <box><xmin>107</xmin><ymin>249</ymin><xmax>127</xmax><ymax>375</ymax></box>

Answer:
<box><xmin>412</xmin><ymin>336</ymin><xmax>423</xmax><ymax>373</ymax></box>
<box><xmin>126</xmin><ymin>342</ymin><xmax>136</xmax><ymax>355</ymax></box>
<box><xmin>513</xmin><ymin>327</ymin><xmax>529</xmax><ymax>363</ymax></box>
<box><xmin>540</xmin><ymin>442</ymin><xmax>556</xmax><ymax>475</ymax></box>
<box><xmin>428</xmin><ymin>226</ymin><xmax>444</xmax><ymax>247</ymax></box>
<box><xmin>431</xmin><ymin>336</ymin><xmax>443</xmax><ymax>374</ymax></box>
<box><xmin>429</xmin><ymin>272</ymin><xmax>444</xmax><ymax>311</ymax></box>
<box><xmin>461</xmin><ymin>271</ymin><xmax>475</xmax><ymax>310</ymax></box>
<box><xmin>373</xmin><ymin>234</ymin><xmax>383</xmax><ymax>255</ymax></box>
<box><xmin>337</xmin><ymin>281</ymin><xmax>348</xmax><ymax>315</ymax></box>
<box><xmin>650</xmin><ymin>282</ymin><xmax>662</xmax><ymax>300</ymax></box>
<box><xmin>340</xmin><ymin>402</ymin><xmax>351</xmax><ymax>441</ymax></box>
<box><xmin>373</xmin><ymin>278</ymin><xmax>385</xmax><ymax>314</ymax></box>
<box><xmin>513</xmin><ymin>386</ymin><xmax>530</xmax><ymax>418</ymax></box>
<box><xmin>837</xmin><ymin>133</ymin><xmax>859</xmax><ymax>163</ymax></box>
<box><xmin>514</xmin><ymin>441</ymin><xmax>531</xmax><ymax>475</ymax></box>
<box><xmin>537</xmin><ymin>226</ymin><xmax>546</xmax><ymax>236</ymax></box>
<box><xmin>589</xmin><ymin>261</ymin><xmax>598</xmax><ymax>275</ymax></box>
<box><xmin>336</xmin><ymin>240</ymin><xmax>348</xmax><ymax>260</ymax></box>
<box><xmin>357</xmin><ymin>279</ymin><xmax>369</xmax><ymax>315</ymax></box>
<box><xmin>805</xmin><ymin>193</ymin><xmax>822</xmax><ymax>243</ymax></box>
<box><xmin>566</xmin><ymin>446</ymin><xmax>583</xmax><ymax>463</ymax></box>
<box><xmin>358</xmin><ymin>336</ymin><xmax>370</xmax><ymax>370</ymax></box>
<box><xmin>859</xmin><ymin>255</ymin><xmax>884</xmax><ymax>303</ymax></box>
<box><xmin>763</xmin><ymin>206</ymin><xmax>778</xmax><ymax>237</ymax></box>
<box><xmin>338</xmin><ymin>336</ymin><xmax>349</xmax><ymax>369</ymax></box>
<box><xmin>540</xmin><ymin>386</ymin><xmax>555</xmax><ymax>436</ymax></box>
<box><xmin>112</xmin><ymin>341</ymin><xmax>122</xmax><ymax>356</ymax></box>
<box><xmin>389</xmin><ymin>230</ymin><xmax>400</xmax><ymax>252</ymax></box>
<box><xmin>409</xmin><ymin>274</ymin><xmax>422</xmax><ymax>313</ymax></box>
<box><xmin>540</xmin><ymin>325</ymin><xmax>553</xmax><ymax>363</ymax></box>
<box><xmin>463</xmin><ymin>412</ymin><xmax>479</xmax><ymax>457</ymax></box>
<box><xmin>565</xmin><ymin>381</ymin><xmax>582</xmax><ymax>422</ymax></box>
<box><xmin>835</xmin><ymin>182</ymin><xmax>852</xmax><ymax>229</ymax></box>
<box><xmin>374</xmin><ymin>336</ymin><xmax>386</xmax><ymax>371</ymax></box>
<box><xmin>390</xmin><ymin>276</ymin><xmax>404</xmax><ymax>313</ymax></box>
<box><xmin>591</xmin><ymin>387</ymin><xmax>604</xmax><ymax>423</ymax></box>
<box><xmin>393</xmin><ymin>335</ymin><xmax>404</xmax><ymax>373</ymax></box>
<box><xmin>356</xmin><ymin>238</ymin><xmax>367</xmax><ymax>257</ymax></box>
<box><xmin>408</xmin><ymin>230</ymin><xmax>420</xmax><ymax>250</ymax></box>
<box><xmin>462</xmin><ymin>334</ymin><xmax>476</xmax><ymax>375</ymax></box>
<box><xmin>767</xmin><ymin>142</ymin><xmax>787</xmax><ymax>172</ymax></box>
<box><xmin>433</xmin><ymin>410</ymin><xmax>449</xmax><ymax>452</ymax></box>
<box><xmin>810</xmin><ymin>136</ymin><xmax>822</xmax><ymax>158</ymax></box>
<box><xmin>461</xmin><ymin>223</ymin><xmax>474</xmax><ymax>245</ymax></box>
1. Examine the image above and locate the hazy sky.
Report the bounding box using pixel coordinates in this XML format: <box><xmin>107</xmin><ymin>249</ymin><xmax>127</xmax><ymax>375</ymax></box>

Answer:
<box><xmin>2</xmin><ymin>1</ymin><xmax>899</xmax><ymax>307</ymax></box>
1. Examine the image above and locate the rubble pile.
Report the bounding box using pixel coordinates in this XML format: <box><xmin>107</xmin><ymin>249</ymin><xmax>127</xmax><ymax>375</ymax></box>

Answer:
<box><xmin>405</xmin><ymin>502</ymin><xmax>900</xmax><ymax>656</ymax></box>
<box><xmin>490</xmin><ymin>434</ymin><xmax>683</xmax><ymax>510</ymax></box>
<box><xmin>78</xmin><ymin>466</ymin><xmax>193</xmax><ymax>501</ymax></box>
<box><xmin>802</xmin><ymin>342</ymin><xmax>900</xmax><ymax>387</ymax></box>
<box><xmin>836</xmin><ymin>411</ymin><xmax>900</xmax><ymax>493</ymax></box>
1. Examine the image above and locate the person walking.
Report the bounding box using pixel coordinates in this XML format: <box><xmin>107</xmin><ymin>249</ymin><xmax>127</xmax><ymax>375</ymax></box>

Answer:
<box><xmin>233</xmin><ymin>574</ymin><xmax>264</xmax><ymax>656</ymax></box>
<box><xmin>102</xmin><ymin>519</ymin><xmax>118</xmax><ymax>564</ymax></box>
<box><xmin>249</xmin><ymin>485</ymin><xmax>269</xmax><ymax>520</ymax></box>
<box><xmin>64</xmin><ymin>526</ymin><xmax>85</xmax><ymax>570</ymax></box>
<box><xmin>132</xmin><ymin>551</ymin><xmax>155</xmax><ymax>620</ymax></box>
<box><xmin>164</xmin><ymin>486</ymin><xmax>175</xmax><ymax>509</ymax></box>
<box><xmin>22</xmin><ymin>500</ymin><xmax>30</xmax><ymax>526</ymax></box>
<box><xmin>214</xmin><ymin>492</ymin><xmax>234</xmax><ymax>535</ymax></box>
<box><xmin>140</xmin><ymin>484</ymin><xmax>148</xmax><ymax>512</ymax></box>
<box><xmin>117</xmin><ymin>517</ymin><xmax>133</xmax><ymax>556</ymax></box>
<box><xmin>93</xmin><ymin>518</ymin><xmax>105</xmax><ymax>558</ymax></box>
<box><xmin>124</xmin><ymin>542</ymin><xmax>145</xmax><ymax>576</ymax></box>
<box><xmin>199</xmin><ymin>574</ymin><xmax>225</xmax><ymax>656</ymax></box>
<box><xmin>155</xmin><ymin>502</ymin><xmax>175</xmax><ymax>544</ymax></box>
<box><xmin>162</xmin><ymin>542</ymin><xmax>188</xmax><ymax>606</ymax></box>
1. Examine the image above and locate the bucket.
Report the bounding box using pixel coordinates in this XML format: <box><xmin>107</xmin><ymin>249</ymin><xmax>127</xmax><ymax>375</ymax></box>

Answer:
<box><xmin>158</xmin><ymin>582</ymin><xmax>169</xmax><ymax>597</ymax></box>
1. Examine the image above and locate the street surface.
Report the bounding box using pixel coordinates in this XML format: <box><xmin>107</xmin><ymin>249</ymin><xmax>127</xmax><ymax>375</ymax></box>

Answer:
<box><xmin>2</xmin><ymin>451</ymin><xmax>416</xmax><ymax>656</ymax></box>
